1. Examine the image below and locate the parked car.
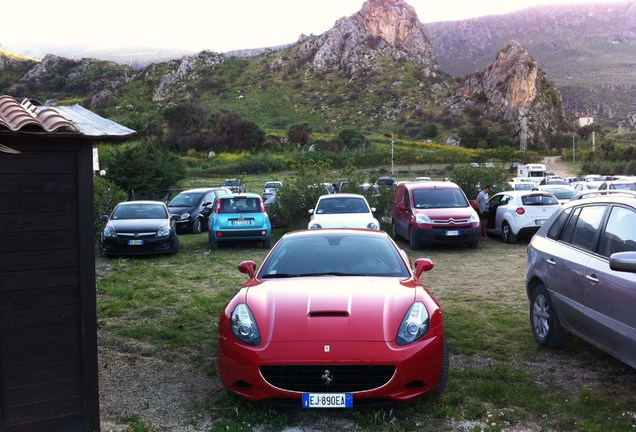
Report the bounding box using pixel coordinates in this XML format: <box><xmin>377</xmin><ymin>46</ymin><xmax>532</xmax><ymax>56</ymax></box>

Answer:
<box><xmin>167</xmin><ymin>187</ymin><xmax>230</xmax><ymax>234</ymax></box>
<box><xmin>376</xmin><ymin>176</ymin><xmax>397</xmax><ymax>188</ymax></box>
<box><xmin>262</xmin><ymin>181</ymin><xmax>282</xmax><ymax>199</ymax></box>
<box><xmin>508</xmin><ymin>182</ymin><xmax>536</xmax><ymax>191</ymax></box>
<box><xmin>538</xmin><ymin>177</ymin><xmax>569</xmax><ymax>186</ymax></box>
<box><xmin>217</xmin><ymin>229</ymin><xmax>448</xmax><ymax>404</ymax></box>
<box><xmin>486</xmin><ymin>190</ymin><xmax>561</xmax><ymax>243</ymax></box>
<box><xmin>571</xmin><ymin>181</ymin><xmax>603</xmax><ymax>193</ymax></box>
<box><xmin>222</xmin><ymin>178</ymin><xmax>246</xmax><ymax>193</ymax></box>
<box><xmin>391</xmin><ymin>181</ymin><xmax>480</xmax><ymax>249</ymax></box>
<box><xmin>100</xmin><ymin>201</ymin><xmax>179</xmax><ymax>257</ymax></box>
<box><xmin>536</xmin><ymin>184</ymin><xmax>577</xmax><ymax>204</ymax></box>
<box><xmin>525</xmin><ymin>190</ymin><xmax>636</xmax><ymax>369</ymax></box>
<box><xmin>263</xmin><ymin>194</ymin><xmax>281</xmax><ymax>227</ymax></box>
<box><xmin>208</xmin><ymin>193</ymin><xmax>271</xmax><ymax>249</ymax></box>
<box><xmin>308</xmin><ymin>193</ymin><xmax>380</xmax><ymax>230</ymax></box>
<box><xmin>597</xmin><ymin>178</ymin><xmax>636</xmax><ymax>192</ymax></box>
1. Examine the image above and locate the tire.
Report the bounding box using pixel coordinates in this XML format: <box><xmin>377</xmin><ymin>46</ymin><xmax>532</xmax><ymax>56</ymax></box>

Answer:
<box><xmin>467</xmin><ymin>239</ymin><xmax>480</xmax><ymax>249</ymax></box>
<box><xmin>191</xmin><ymin>218</ymin><xmax>202</xmax><ymax>234</ymax></box>
<box><xmin>434</xmin><ymin>336</ymin><xmax>449</xmax><ymax>396</ymax></box>
<box><xmin>209</xmin><ymin>237</ymin><xmax>219</xmax><ymax>250</ymax></box>
<box><xmin>391</xmin><ymin>220</ymin><xmax>400</xmax><ymax>241</ymax></box>
<box><xmin>170</xmin><ymin>235</ymin><xmax>180</xmax><ymax>255</ymax></box>
<box><xmin>502</xmin><ymin>222</ymin><xmax>517</xmax><ymax>244</ymax></box>
<box><xmin>263</xmin><ymin>238</ymin><xmax>271</xmax><ymax>248</ymax></box>
<box><xmin>529</xmin><ymin>284</ymin><xmax>568</xmax><ymax>348</ymax></box>
<box><xmin>408</xmin><ymin>227</ymin><xmax>420</xmax><ymax>250</ymax></box>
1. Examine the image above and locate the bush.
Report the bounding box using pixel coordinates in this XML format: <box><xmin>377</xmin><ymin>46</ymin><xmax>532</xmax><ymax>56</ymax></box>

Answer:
<box><xmin>450</xmin><ymin>165</ymin><xmax>511</xmax><ymax>199</ymax></box>
<box><xmin>93</xmin><ymin>176</ymin><xmax>127</xmax><ymax>242</ymax></box>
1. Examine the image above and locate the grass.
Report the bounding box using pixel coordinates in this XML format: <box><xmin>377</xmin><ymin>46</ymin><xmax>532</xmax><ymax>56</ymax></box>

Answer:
<box><xmin>97</xmin><ymin>231</ymin><xmax>636</xmax><ymax>431</ymax></box>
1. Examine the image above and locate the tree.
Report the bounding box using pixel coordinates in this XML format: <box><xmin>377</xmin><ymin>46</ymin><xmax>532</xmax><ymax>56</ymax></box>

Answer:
<box><xmin>105</xmin><ymin>141</ymin><xmax>186</xmax><ymax>199</ymax></box>
<box><xmin>336</xmin><ymin>128</ymin><xmax>369</xmax><ymax>150</ymax></box>
<box><xmin>288</xmin><ymin>123</ymin><xmax>312</xmax><ymax>148</ymax></box>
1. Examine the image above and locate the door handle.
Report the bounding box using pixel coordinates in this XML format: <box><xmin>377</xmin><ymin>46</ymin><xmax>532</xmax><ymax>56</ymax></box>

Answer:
<box><xmin>585</xmin><ymin>274</ymin><xmax>599</xmax><ymax>283</ymax></box>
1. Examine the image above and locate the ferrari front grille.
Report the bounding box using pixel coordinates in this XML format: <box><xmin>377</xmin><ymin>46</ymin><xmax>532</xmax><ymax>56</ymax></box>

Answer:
<box><xmin>260</xmin><ymin>365</ymin><xmax>395</xmax><ymax>393</ymax></box>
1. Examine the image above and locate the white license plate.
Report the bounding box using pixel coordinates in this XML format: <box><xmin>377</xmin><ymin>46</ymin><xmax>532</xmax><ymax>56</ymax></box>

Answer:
<box><xmin>128</xmin><ymin>239</ymin><xmax>144</xmax><ymax>245</ymax></box>
<box><xmin>445</xmin><ymin>230</ymin><xmax>459</xmax><ymax>236</ymax></box>
<box><xmin>535</xmin><ymin>219</ymin><xmax>545</xmax><ymax>225</ymax></box>
<box><xmin>302</xmin><ymin>393</ymin><xmax>352</xmax><ymax>408</ymax></box>
<box><xmin>232</xmin><ymin>219</ymin><xmax>250</xmax><ymax>225</ymax></box>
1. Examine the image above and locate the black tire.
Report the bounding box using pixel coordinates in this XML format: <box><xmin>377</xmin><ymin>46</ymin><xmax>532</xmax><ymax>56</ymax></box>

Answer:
<box><xmin>502</xmin><ymin>222</ymin><xmax>517</xmax><ymax>244</ymax></box>
<box><xmin>209</xmin><ymin>238</ymin><xmax>219</xmax><ymax>250</ymax></box>
<box><xmin>434</xmin><ymin>336</ymin><xmax>449</xmax><ymax>396</ymax></box>
<box><xmin>408</xmin><ymin>227</ymin><xmax>420</xmax><ymax>250</ymax></box>
<box><xmin>263</xmin><ymin>238</ymin><xmax>271</xmax><ymax>248</ymax></box>
<box><xmin>467</xmin><ymin>239</ymin><xmax>480</xmax><ymax>249</ymax></box>
<box><xmin>391</xmin><ymin>221</ymin><xmax>401</xmax><ymax>241</ymax></box>
<box><xmin>170</xmin><ymin>235</ymin><xmax>180</xmax><ymax>255</ymax></box>
<box><xmin>529</xmin><ymin>284</ymin><xmax>568</xmax><ymax>348</ymax></box>
<box><xmin>191</xmin><ymin>218</ymin><xmax>202</xmax><ymax>234</ymax></box>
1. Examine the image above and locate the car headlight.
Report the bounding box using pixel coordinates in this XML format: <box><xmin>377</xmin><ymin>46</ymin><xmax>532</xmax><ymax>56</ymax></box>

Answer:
<box><xmin>415</xmin><ymin>213</ymin><xmax>432</xmax><ymax>224</ymax></box>
<box><xmin>396</xmin><ymin>302</ymin><xmax>429</xmax><ymax>345</ymax></box>
<box><xmin>309</xmin><ymin>222</ymin><xmax>322</xmax><ymax>229</ymax></box>
<box><xmin>103</xmin><ymin>225</ymin><xmax>117</xmax><ymax>238</ymax></box>
<box><xmin>179</xmin><ymin>212</ymin><xmax>191</xmax><ymax>221</ymax></box>
<box><xmin>367</xmin><ymin>221</ymin><xmax>379</xmax><ymax>230</ymax></box>
<box><xmin>469</xmin><ymin>210</ymin><xmax>480</xmax><ymax>223</ymax></box>
<box><xmin>157</xmin><ymin>225</ymin><xmax>171</xmax><ymax>237</ymax></box>
<box><xmin>231</xmin><ymin>303</ymin><xmax>261</xmax><ymax>345</ymax></box>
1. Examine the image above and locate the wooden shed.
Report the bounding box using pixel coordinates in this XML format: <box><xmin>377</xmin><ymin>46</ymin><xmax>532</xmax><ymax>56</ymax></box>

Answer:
<box><xmin>0</xmin><ymin>96</ymin><xmax>135</xmax><ymax>432</ymax></box>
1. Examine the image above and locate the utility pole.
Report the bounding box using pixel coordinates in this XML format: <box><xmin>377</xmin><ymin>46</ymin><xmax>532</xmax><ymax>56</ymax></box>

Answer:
<box><xmin>572</xmin><ymin>132</ymin><xmax>576</xmax><ymax>163</ymax></box>
<box><xmin>391</xmin><ymin>133</ymin><xmax>394</xmax><ymax>175</ymax></box>
<box><xmin>520</xmin><ymin>116</ymin><xmax>528</xmax><ymax>151</ymax></box>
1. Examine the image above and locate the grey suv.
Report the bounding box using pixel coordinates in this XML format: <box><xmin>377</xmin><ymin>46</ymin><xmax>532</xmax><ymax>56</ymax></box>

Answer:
<box><xmin>525</xmin><ymin>190</ymin><xmax>636</xmax><ymax>368</ymax></box>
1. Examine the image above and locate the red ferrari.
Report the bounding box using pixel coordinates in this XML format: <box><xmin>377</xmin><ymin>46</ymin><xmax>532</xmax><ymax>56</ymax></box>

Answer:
<box><xmin>217</xmin><ymin>229</ymin><xmax>448</xmax><ymax>407</ymax></box>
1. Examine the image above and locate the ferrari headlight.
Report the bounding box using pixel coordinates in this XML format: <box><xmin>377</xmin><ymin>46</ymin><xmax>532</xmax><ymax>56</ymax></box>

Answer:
<box><xmin>309</xmin><ymin>222</ymin><xmax>322</xmax><ymax>229</ymax></box>
<box><xmin>157</xmin><ymin>225</ymin><xmax>171</xmax><ymax>237</ymax></box>
<box><xmin>103</xmin><ymin>225</ymin><xmax>117</xmax><ymax>238</ymax></box>
<box><xmin>396</xmin><ymin>302</ymin><xmax>429</xmax><ymax>345</ymax></box>
<box><xmin>415</xmin><ymin>213</ymin><xmax>432</xmax><ymax>224</ymax></box>
<box><xmin>231</xmin><ymin>303</ymin><xmax>261</xmax><ymax>346</ymax></box>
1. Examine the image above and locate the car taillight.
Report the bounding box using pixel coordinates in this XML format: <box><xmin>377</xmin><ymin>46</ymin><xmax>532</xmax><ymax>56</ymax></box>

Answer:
<box><xmin>516</xmin><ymin>207</ymin><xmax>525</xmax><ymax>215</ymax></box>
<box><xmin>259</xmin><ymin>200</ymin><xmax>265</xmax><ymax>212</ymax></box>
<box><xmin>215</xmin><ymin>200</ymin><xmax>222</xmax><ymax>214</ymax></box>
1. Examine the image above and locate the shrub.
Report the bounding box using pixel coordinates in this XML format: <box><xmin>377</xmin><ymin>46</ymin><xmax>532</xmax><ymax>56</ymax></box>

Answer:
<box><xmin>93</xmin><ymin>176</ymin><xmax>127</xmax><ymax>242</ymax></box>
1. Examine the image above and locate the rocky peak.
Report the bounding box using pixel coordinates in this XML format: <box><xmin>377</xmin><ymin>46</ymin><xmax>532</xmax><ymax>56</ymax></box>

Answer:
<box><xmin>293</xmin><ymin>0</ymin><xmax>437</xmax><ymax>75</ymax></box>
<box><xmin>458</xmin><ymin>40</ymin><xmax>567</xmax><ymax>147</ymax></box>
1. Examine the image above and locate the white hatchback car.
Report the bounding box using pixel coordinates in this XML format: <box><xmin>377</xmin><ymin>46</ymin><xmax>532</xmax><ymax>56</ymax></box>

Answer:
<box><xmin>308</xmin><ymin>193</ymin><xmax>380</xmax><ymax>230</ymax></box>
<box><xmin>486</xmin><ymin>190</ymin><xmax>561</xmax><ymax>243</ymax></box>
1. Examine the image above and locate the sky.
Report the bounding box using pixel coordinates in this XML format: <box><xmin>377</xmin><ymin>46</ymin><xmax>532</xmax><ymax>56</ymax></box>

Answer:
<box><xmin>1</xmin><ymin>0</ymin><xmax>628</xmax><ymax>54</ymax></box>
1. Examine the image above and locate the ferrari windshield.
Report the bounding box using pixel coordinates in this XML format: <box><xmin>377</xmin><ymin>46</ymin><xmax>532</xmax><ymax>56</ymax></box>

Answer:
<box><xmin>259</xmin><ymin>232</ymin><xmax>410</xmax><ymax>278</ymax></box>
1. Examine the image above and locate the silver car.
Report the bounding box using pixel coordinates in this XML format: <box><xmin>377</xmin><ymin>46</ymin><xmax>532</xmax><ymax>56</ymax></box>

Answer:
<box><xmin>525</xmin><ymin>190</ymin><xmax>636</xmax><ymax>368</ymax></box>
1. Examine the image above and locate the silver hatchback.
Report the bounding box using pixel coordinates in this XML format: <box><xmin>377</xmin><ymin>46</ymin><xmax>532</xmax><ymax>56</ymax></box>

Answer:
<box><xmin>525</xmin><ymin>191</ymin><xmax>636</xmax><ymax>368</ymax></box>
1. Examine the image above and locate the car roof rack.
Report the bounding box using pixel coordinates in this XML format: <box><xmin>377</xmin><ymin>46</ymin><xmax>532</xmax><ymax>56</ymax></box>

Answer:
<box><xmin>571</xmin><ymin>190</ymin><xmax>636</xmax><ymax>200</ymax></box>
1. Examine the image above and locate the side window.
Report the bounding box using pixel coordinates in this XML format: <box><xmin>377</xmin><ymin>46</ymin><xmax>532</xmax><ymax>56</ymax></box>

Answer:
<box><xmin>547</xmin><ymin>208</ymin><xmax>571</xmax><ymax>239</ymax></box>
<box><xmin>404</xmin><ymin>190</ymin><xmax>410</xmax><ymax>208</ymax></box>
<box><xmin>599</xmin><ymin>206</ymin><xmax>636</xmax><ymax>257</ymax></box>
<box><xmin>560</xmin><ymin>205</ymin><xmax>606</xmax><ymax>251</ymax></box>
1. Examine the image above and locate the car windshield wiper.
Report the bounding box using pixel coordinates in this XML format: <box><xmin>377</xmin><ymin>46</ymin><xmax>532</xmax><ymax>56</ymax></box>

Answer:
<box><xmin>261</xmin><ymin>272</ymin><xmax>365</xmax><ymax>278</ymax></box>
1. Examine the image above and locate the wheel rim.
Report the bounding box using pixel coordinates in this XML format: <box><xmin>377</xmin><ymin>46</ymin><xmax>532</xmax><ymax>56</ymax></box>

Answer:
<box><xmin>532</xmin><ymin>293</ymin><xmax>550</xmax><ymax>339</ymax></box>
<box><xmin>503</xmin><ymin>224</ymin><xmax>510</xmax><ymax>241</ymax></box>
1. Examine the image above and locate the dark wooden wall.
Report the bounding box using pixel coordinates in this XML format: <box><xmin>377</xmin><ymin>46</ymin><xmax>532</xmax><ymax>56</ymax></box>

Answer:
<box><xmin>0</xmin><ymin>136</ymin><xmax>99</xmax><ymax>432</ymax></box>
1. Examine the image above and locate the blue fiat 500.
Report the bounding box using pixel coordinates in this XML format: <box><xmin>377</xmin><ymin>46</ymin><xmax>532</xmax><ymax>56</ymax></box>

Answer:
<box><xmin>208</xmin><ymin>193</ymin><xmax>272</xmax><ymax>249</ymax></box>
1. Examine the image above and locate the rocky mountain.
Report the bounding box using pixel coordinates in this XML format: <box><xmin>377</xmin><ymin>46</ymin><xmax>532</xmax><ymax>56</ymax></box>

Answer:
<box><xmin>425</xmin><ymin>1</ymin><xmax>636</xmax><ymax>123</ymax></box>
<box><xmin>457</xmin><ymin>41</ymin><xmax>567</xmax><ymax>147</ymax></box>
<box><xmin>0</xmin><ymin>0</ymin><xmax>569</xmax><ymax>150</ymax></box>
<box><xmin>293</xmin><ymin>0</ymin><xmax>438</xmax><ymax>76</ymax></box>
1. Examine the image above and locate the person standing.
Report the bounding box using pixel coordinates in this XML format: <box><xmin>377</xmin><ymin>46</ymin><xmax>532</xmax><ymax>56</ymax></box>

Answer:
<box><xmin>476</xmin><ymin>184</ymin><xmax>493</xmax><ymax>239</ymax></box>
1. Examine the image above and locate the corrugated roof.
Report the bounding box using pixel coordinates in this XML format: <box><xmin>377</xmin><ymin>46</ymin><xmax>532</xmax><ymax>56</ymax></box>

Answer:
<box><xmin>0</xmin><ymin>95</ymin><xmax>136</xmax><ymax>139</ymax></box>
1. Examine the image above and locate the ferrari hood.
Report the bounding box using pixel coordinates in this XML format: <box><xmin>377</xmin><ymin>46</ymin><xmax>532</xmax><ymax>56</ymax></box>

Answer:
<box><xmin>246</xmin><ymin>277</ymin><xmax>417</xmax><ymax>342</ymax></box>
